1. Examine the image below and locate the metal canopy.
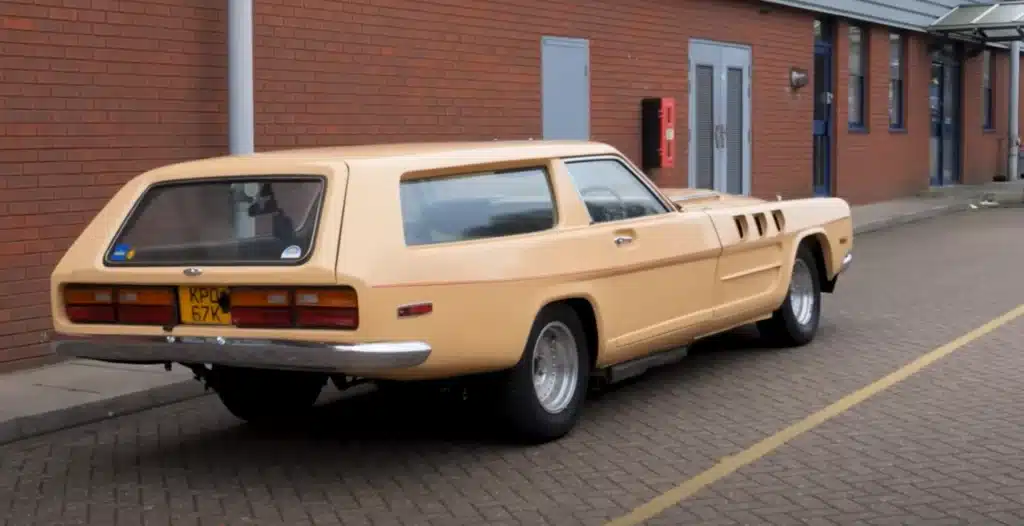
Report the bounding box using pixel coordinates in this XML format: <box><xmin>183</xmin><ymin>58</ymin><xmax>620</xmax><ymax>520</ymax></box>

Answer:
<box><xmin>929</xmin><ymin>2</ymin><xmax>1024</xmax><ymax>42</ymax></box>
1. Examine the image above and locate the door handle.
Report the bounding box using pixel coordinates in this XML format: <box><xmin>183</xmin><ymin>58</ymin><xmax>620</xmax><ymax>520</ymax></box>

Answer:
<box><xmin>614</xmin><ymin>235</ymin><xmax>633</xmax><ymax>246</ymax></box>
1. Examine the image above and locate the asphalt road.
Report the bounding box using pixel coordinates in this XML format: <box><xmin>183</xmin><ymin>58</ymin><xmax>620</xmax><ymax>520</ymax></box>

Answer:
<box><xmin>2</xmin><ymin>208</ymin><xmax>1023</xmax><ymax>526</ymax></box>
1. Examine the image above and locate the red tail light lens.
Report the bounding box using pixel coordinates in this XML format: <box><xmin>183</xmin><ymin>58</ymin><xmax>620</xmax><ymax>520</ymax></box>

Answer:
<box><xmin>117</xmin><ymin>305</ymin><xmax>177</xmax><ymax>325</ymax></box>
<box><xmin>231</xmin><ymin>307</ymin><xmax>292</xmax><ymax>328</ymax></box>
<box><xmin>296</xmin><ymin>307</ymin><xmax>358</xmax><ymax>329</ymax></box>
<box><xmin>66</xmin><ymin>304</ymin><xmax>117</xmax><ymax>324</ymax></box>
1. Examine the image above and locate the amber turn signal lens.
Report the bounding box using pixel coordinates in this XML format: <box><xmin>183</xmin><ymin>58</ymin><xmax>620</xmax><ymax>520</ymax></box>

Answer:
<box><xmin>230</xmin><ymin>289</ymin><xmax>291</xmax><ymax>307</ymax></box>
<box><xmin>117</xmin><ymin>287</ymin><xmax>175</xmax><ymax>305</ymax></box>
<box><xmin>64</xmin><ymin>286</ymin><xmax>114</xmax><ymax>305</ymax></box>
<box><xmin>294</xmin><ymin>288</ymin><xmax>358</xmax><ymax>308</ymax></box>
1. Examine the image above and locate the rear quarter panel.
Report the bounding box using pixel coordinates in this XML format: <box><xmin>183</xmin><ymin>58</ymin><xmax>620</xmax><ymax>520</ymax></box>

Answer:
<box><xmin>332</xmin><ymin>157</ymin><xmax>597</xmax><ymax>379</ymax></box>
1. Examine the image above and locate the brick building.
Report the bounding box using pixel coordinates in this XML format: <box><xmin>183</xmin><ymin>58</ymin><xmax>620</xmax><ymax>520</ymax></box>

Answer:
<box><xmin>0</xmin><ymin>0</ymin><xmax>1021</xmax><ymax>364</ymax></box>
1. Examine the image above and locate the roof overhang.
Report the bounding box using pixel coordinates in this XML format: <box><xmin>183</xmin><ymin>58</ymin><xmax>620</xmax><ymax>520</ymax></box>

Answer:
<box><xmin>928</xmin><ymin>2</ymin><xmax>1024</xmax><ymax>43</ymax></box>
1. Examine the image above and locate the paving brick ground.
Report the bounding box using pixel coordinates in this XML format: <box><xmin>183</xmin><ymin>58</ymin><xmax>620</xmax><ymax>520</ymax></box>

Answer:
<box><xmin>647</xmin><ymin>322</ymin><xmax>1024</xmax><ymax>526</ymax></box>
<box><xmin>1</xmin><ymin>207</ymin><xmax>1023</xmax><ymax>526</ymax></box>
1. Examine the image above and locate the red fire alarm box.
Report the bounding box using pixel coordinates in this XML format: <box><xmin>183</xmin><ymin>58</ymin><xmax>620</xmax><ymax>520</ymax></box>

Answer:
<box><xmin>641</xmin><ymin>97</ymin><xmax>676</xmax><ymax>169</ymax></box>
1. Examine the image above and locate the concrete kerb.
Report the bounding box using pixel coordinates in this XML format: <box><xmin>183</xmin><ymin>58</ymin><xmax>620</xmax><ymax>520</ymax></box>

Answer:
<box><xmin>853</xmin><ymin>201</ymin><xmax>974</xmax><ymax>235</ymax></box>
<box><xmin>0</xmin><ymin>378</ymin><xmax>209</xmax><ymax>446</ymax></box>
<box><xmin>0</xmin><ymin>196</ymin><xmax>1014</xmax><ymax>446</ymax></box>
<box><xmin>854</xmin><ymin>195</ymin><xmax>1024</xmax><ymax>236</ymax></box>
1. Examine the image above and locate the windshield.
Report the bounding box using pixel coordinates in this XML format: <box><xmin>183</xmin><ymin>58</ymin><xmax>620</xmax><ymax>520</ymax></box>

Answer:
<box><xmin>105</xmin><ymin>177</ymin><xmax>326</xmax><ymax>266</ymax></box>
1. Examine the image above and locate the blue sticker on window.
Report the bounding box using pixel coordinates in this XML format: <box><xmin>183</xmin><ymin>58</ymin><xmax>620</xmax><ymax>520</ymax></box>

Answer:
<box><xmin>110</xmin><ymin>243</ymin><xmax>131</xmax><ymax>261</ymax></box>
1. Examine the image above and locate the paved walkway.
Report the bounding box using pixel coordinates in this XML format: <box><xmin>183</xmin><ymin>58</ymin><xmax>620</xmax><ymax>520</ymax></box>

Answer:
<box><xmin>2</xmin><ymin>205</ymin><xmax>1023</xmax><ymax>526</ymax></box>
<box><xmin>0</xmin><ymin>187</ymin><xmax>1019</xmax><ymax>446</ymax></box>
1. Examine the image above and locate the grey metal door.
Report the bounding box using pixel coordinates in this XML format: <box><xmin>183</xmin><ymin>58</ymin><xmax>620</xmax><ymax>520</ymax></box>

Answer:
<box><xmin>688</xmin><ymin>40</ymin><xmax>752</xmax><ymax>195</ymax></box>
<box><xmin>541</xmin><ymin>36</ymin><xmax>590</xmax><ymax>140</ymax></box>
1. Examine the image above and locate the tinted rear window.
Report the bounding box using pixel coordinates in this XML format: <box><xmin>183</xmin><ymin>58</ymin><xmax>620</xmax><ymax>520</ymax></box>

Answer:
<box><xmin>106</xmin><ymin>177</ymin><xmax>326</xmax><ymax>266</ymax></box>
<box><xmin>399</xmin><ymin>167</ymin><xmax>555</xmax><ymax>246</ymax></box>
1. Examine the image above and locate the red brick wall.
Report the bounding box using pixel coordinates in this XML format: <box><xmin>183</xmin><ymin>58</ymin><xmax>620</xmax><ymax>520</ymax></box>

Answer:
<box><xmin>0</xmin><ymin>1</ymin><xmax>228</xmax><ymax>363</ymax></box>
<box><xmin>1</xmin><ymin>0</ymin><xmax>817</xmax><ymax>364</ymax></box>
<box><xmin>1</xmin><ymin>0</ymin><xmax>1017</xmax><ymax>364</ymax></box>
<box><xmin>250</xmin><ymin>0</ymin><xmax>814</xmax><ymax>198</ymax></box>
<box><xmin>831</xmin><ymin>23</ymin><xmax>931</xmax><ymax>205</ymax></box>
<box><xmin>963</xmin><ymin>49</ymin><xmax>1010</xmax><ymax>184</ymax></box>
<box><xmin>828</xmin><ymin>23</ymin><xmax>1019</xmax><ymax>203</ymax></box>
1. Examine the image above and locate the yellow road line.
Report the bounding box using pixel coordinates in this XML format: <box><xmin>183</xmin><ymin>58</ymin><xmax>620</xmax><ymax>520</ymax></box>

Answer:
<box><xmin>605</xmin><ymin>303</ymin><xmax>1024</xmax><ymax>526</ymax></box>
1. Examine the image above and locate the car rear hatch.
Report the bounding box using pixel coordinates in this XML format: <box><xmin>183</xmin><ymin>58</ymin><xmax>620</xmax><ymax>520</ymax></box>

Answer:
<box><xmin>54</xmin><ymin>168</ymin><xmax>356</xmax><ymax>333</ymax></box>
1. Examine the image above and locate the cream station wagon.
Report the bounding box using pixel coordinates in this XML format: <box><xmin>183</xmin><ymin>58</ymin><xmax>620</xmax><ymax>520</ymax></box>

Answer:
<box><xmin>50</xmin><ymin>141</ymin><xmax>853</xmax><ymax>443</ymax></box>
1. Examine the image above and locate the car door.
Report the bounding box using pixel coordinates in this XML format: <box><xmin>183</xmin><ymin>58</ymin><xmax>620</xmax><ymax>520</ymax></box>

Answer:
<box><xmin>560</xmin><ymin>156</ymin><xmax>722</xmax><ymax>366</ymax></box>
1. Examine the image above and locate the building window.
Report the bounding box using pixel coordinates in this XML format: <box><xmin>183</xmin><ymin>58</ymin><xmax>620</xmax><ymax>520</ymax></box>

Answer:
<box><xmin>848</xmin><ymin>25</ymin><xmax>867</xmax><ymax>129</ymax></box>
<box><xmin>888</xmin><ymin>32</ymin><xmax>905</xmax><ymax>129</ymax></box>
<box><xmin>983</xmin><ymin>50</ymin><xmax>994</xmax><ymax>130</ymax></box>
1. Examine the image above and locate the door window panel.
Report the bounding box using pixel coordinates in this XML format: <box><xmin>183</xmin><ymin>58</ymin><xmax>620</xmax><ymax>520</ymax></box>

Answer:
<box><xmin>564</xmin><ymin>159</ymin><xmax>669</xmax><ymax>223</ymax></box>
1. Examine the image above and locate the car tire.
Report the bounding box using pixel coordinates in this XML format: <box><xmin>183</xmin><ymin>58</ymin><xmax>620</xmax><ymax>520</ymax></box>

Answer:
<box><xmin>500</xmin><ymin>304</ymin><xmax>591</xmax><ymax>443</ymax></box>
<box><xmin>757</xmin><ymin>244</ymin><xmax>822</xmax><ymax>347</ymax></box>
<box><xmin>211</xmin><ymin>366</ymin><xmax>326</xmax><ymax>425</ymax></box>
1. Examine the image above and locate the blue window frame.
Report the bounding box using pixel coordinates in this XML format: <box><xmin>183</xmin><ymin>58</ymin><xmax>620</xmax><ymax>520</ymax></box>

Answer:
<box><xmin>888</xmin><ymin>32</ymin><xmax>905</xmax><ymax>130</ymax></box>
<box><xmin>848</xmin><ymin>24</ymin><xmax>867</xmax><ymax>130</ymax></box>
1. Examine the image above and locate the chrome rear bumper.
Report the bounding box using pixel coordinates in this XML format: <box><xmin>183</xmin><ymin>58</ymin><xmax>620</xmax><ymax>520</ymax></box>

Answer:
<box><xmin>52</xmin><ymin>335</ymin><xmax>431</xmax><ymax>374</ymax></box>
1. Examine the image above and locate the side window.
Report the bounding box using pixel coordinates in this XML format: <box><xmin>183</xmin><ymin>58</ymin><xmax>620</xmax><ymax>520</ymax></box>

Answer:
<box><xmin>399</xmin><ymin>167</ymin><xmax>556</xmax><ymax>246</ymax></box>
<box><xmin>564</xmin><ymin>159</ymin><xmax>670</xmax><ymax>223</ymax></box>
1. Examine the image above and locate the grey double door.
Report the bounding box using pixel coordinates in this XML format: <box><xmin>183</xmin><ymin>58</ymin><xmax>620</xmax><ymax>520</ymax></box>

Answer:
<box><xmin>688</xmin><ymin>40</ymin><xmax>752</xmax><ymax>195</ymax></box>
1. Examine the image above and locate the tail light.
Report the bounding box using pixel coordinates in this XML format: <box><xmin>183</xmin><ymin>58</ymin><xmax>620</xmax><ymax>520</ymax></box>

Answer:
<box><xmin>64</xmin><ymin>285</ymin><xmax>176</xmax><ymax>325</ymax></box>
<box><xmin>63</xmin><ymin>284</ymin><xmax>359</xmax><ymax>330</ymax></box>
<box><xmin>116</xmin><ymin>287</ymin><xmax>177</xmax><ymax>325</ymax></box>
<box><xmin>228</xmin><ymin>287</ymin><xmax>359</xmax><ymax>329</ymax></box>
<box><xmin>229</xmin><ymin>288</ymin><xmax>293</xmax><ymax>328</ymax></box>
<box><xmin>294</xmin><ymin>288</ymin><xmax>358</xmax><ymax>328</ymax></box>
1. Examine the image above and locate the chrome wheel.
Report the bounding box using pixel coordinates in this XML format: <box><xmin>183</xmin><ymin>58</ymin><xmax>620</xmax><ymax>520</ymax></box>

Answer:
<box><xmin>531</xmin><ymin>321</ymin><xmax>580</xmax><ymax>414</ymax></box>
<box><xmin>789</xmin><ymin>258</ymin><xmax>816</xmax><ymax>327</ymax></box>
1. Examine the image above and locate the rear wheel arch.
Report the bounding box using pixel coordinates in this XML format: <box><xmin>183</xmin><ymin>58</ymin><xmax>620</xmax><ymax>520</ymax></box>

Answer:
<box><xmin>536</xmin><ymin>296</ymin><xmax>600</xmax><ymax>372</ymax></box>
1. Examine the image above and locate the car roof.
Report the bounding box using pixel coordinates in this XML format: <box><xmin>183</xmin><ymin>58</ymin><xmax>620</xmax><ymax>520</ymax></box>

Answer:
<box><xmin>140</xmin><ymin>140</ymin><xmax>620</xmax><ymax>182</ymax></box>
<box><xmin>246</xmin><ymin>140</ymin><xmax>616</xmax><ymax>161</ymax></box>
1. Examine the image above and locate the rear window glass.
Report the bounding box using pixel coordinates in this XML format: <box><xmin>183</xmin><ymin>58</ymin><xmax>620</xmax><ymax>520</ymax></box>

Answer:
<box><xmin>399</xmin><ymin>167</ymin><xmax>556</xmax><ymax>246</ymax></box>
<box><xmin>106</xmin><ymin>177</ymin><xmax>325</xmax><ymax>265</ymax></box>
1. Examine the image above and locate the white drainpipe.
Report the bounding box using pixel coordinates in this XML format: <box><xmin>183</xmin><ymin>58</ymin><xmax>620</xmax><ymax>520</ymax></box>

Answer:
<box><xmin>1009</xmin><ymin>41</ymin><xmax>1020</xmax><ymax>181</ymax></box>
<box><xmin>229</xmin><ymin>0</ymin><xmax>257</xmax><ymax>236</ymax></box>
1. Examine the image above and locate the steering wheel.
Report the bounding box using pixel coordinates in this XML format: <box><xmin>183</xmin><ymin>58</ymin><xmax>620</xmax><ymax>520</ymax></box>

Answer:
<box><xmin>581</xmin><ymin>185</ymin><xmax>628</xmax><ymax>221</ymax></box>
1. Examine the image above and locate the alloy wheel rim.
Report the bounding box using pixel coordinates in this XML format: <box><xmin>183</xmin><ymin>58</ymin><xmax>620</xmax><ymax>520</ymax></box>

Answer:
<box><xmin>789</xmin><ymin>258</ymin><xmax>816</xmax><ymax>327</ymax></box>
<box><xmin>531</xmin><ymin>321</ymin><xmax>580</xmax><ymax>414</ymax></box>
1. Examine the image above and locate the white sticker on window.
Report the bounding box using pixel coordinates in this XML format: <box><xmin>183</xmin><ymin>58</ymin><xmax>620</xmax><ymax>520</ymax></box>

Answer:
<box><xmin>280</xmin><ymin>245</ymin><xmax>302</xmax><ymax>259</ymax></box>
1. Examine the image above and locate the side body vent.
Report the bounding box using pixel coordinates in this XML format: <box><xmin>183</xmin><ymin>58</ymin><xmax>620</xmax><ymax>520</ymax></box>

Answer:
<box><xmin>733</xmin><ymin>215</ymin><xmax>749</xmax><ymax>239</ymax></box>
<box><xmin>771</xmin><ymin>209</ymin><xmax>786</xmax><ymax>232</ymax></box>
<box><xmin>752</xmin><ymin>212</ymin><xmax>768</xmax><ymax>236</ymax></box>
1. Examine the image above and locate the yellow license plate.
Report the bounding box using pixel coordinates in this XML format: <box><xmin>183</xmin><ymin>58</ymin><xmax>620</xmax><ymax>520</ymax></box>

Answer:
<box><xmin>178</xmin><ymin>286</ymin><xmax>231</xmax><ymax>325</ymax></box>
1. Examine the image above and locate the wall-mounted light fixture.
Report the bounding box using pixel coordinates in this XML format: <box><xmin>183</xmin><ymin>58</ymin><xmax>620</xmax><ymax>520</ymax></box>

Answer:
<box><xmin>790</xmin><ymin>67</ymin><xmax>809</xmax><ymax>89</ymax></box>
